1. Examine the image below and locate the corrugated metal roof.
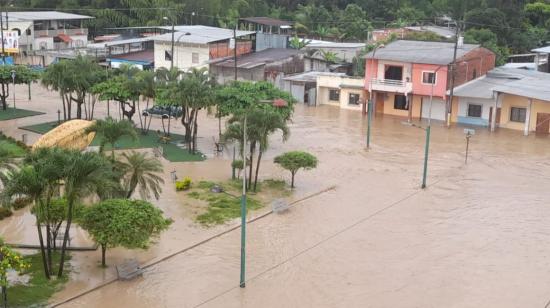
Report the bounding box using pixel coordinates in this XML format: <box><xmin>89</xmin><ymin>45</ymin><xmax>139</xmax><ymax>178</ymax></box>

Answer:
<box><xmin>532</xmin><ymin>46</ymin><xmax>550</xmax><ymax>53</ymax></box>
<box><xmin>153</xmin><ymin>26</ymin><xmax>254</xmax><ymax>44</ymax></box>
<box><xmin>211</xmin><ymin>48</ymin><xmax>301</xmax><ymax>69</ymax></box>
<box><xmin>453</xmin><ymin>67</ymin><xmax>550</xmax><ymax>101</ymax></box>
<box><xmin>366</xmin><ymin>40</ymin><xmax>480</xmax><ymax>65</ymax></box>
<box><xmin>306</xmin><ymin>42</ymin><xmax>366</xmax><ymax>49</ymax></box>
<box><xmin>405</xmin><ymin>26</ymin><xmax>456</xmax><ymax>38</ymax></box>
<box><xmin>5</xmin><ymin>11</ymin><xmax>93</xmax><ymax>21</ymax></box>
<box><xmin>87</xmin><ymin>37</ymin><xmax>155</xmax><ymax>49</ymax></box>
<box><xmin>241</xmin><ymin>17</ymin><xmax>292</xmax><ymax>27</ymax></box>
<box><xmin>283</xmin><ymin>71</ymin><xmax>345</xmax><ymax>83</ymax></box>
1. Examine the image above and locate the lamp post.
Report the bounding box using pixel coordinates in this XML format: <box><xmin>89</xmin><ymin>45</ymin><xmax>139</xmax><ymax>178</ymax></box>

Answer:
<box><xmin>10</xmin><ymin>70</ymin><xmax>15</xmax><ymax>110</ymax></box>
<box><xmin>366</xmin><ymin>44</ymin><xmax>384</xmax><ymax>149</ymax></box>
<box><xmin>239</xmin><ymin>98</ymin><xmax>288</xmax><ymax>288</ymax></box>
<box><xmin>163</xmin><ymin>16</ymin><xmax>175</xmax><ymax>70</ymax></box>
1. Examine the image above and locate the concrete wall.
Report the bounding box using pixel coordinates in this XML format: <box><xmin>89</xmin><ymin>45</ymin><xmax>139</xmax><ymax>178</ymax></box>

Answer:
<box><xmin>154</xmin><ymin>41</ymin><xmax>210</xmax><ymax>70</ymax></box>
<box><xmin>255</xmin><ymin>33</ymin><xmax>288</xmax><ymax>51</ymax></box>
<box><xmin>411</xmin><ymin>63</ymin><xmax>449</xmax><ymax>98</ymax></box>
<box><xmin>499</xmin><ymin>94</ymin><xmax>550</xmax><ymax>132</ymax></box>
<box><xmin>210</xmin><ymin>65</ymin><xmax>265</xmax><ymax>84</ymax></box>
<box><xmin>317</xmin><ymin>75</ymin><xmax>365</xmax><ymax>110</ymax></box>
<box><xmin>456</xmin><ymin>96</ymin><xmax>493</xmax><ymax>126</ymax></box>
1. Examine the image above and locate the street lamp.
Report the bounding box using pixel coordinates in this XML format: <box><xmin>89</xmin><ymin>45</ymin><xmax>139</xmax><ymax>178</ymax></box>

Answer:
<box><xmin>10</xmin><ymin>70</ymin><xmax>15</xmax><ymax>110</ymax></box>
<box><xmin>163</xmin><ymin>16</ymin><xmax>175</xmax><ymax>70</ymax></box>
<box><xmin>239</xmin><ymin>98</ymin><xmax>288</xmax><ymax>288</ymax></box>
<box><xmin>366</xmin><ymin>44</ymin><xmax>384</xmax><ymax>149</ymax></box>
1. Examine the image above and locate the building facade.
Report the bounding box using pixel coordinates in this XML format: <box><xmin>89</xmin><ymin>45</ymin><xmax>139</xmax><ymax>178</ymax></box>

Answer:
<box><xmin>364</xmin><ymin>40</ymin><xmax>495</xmax><ymax>122</ymax></box>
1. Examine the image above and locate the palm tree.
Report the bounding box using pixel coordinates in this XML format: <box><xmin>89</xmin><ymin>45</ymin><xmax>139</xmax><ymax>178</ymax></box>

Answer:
<box><xmin>251</xmin><ymin>110</ymin><xmax>290</xmax><ymax>191</ymax></box>
<box><xmin>2</xmin><ymin>166</ymin><xmax>51</xmax><ymax>279</ymax></box>
<box><xmin>118</xmin><ymin>151</ymin><xmax>164</xmax><ymax>200</ymax></box>
<box><xmin>86</xmin><ymin>117</ymin><xmax>137</xmax><ymax>160</ymax></box>
<box><xmin>57</xmin><ymin>151</ymin><xmax>115</xmax><ymax>277</ymax></box>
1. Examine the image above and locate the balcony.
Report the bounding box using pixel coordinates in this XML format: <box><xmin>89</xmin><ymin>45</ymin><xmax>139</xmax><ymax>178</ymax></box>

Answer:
<box><xmin>369</xmin><ymin>78</ymin><xmax>413</xmax><ymax>94</ymax></box>
<box><xmin>34</xmin><ymin>28</ymin><xmax>88</xmax><ymax>38</ymax></box>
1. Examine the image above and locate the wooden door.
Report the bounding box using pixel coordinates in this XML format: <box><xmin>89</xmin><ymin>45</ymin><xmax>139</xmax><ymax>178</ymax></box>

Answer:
<box><xmin>375</xmin><ymin>93</ymin><xmax>384</xmax><ymax>114</ymax></box>
<box><xmin>536</xmin><ymin>113</ymin><xmax>550</xmax><ymax>134</ymax></box>
<box><xmin>489</xmin><ymin>107</ymin><xmax>501</xmax><ymax>127</ymax></box>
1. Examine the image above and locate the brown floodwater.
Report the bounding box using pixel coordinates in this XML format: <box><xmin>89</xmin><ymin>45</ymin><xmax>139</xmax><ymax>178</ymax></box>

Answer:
<box><xmin>3</xmin><ymin>84</ymin><xmax>550</xmax><ymax>307</ymax></box>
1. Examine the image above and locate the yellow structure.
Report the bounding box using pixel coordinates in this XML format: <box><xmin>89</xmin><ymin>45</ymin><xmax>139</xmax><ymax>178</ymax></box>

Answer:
<box><xmin>33</xmin><ymin>120</ymin><xmax>96</xmax><ymax>151</ymax></box>
<box><xmin>316</xmin><ymin>74</ymin><xmax>365</xmax><ymax>111</ymax></box>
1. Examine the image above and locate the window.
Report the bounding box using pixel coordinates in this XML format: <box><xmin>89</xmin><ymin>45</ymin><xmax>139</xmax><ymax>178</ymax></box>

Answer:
<box><xmin>467</xmin><ymin>104</ymin><xmax>482</xmax><ymax>118</ymax></box>
<box><xmin>192</xmin><ymin>52</ymin><xmax>199</xmax><ymax>64</ymax></box>
<box><xmin>510</xmin><ymin>107</ymin><xmax>527</xmax><ymax>122</ymax></box>
<box><xmin>394</xmin><ymin>94</ymin><xmax>408</xmax><ymax>110</ymax></box>
<box><xmin>384</xmin><ymin>65</ymin><xmax>403</xmax><ymax>81</ymax></box>
<box><xmin>164</xmin><ymin>50</ymin><xmax>172</xmax><ymax>61</ymax></box>
<box><xmin>329</xmin><ymin>89</ymin><xmax>340</xmax><ymax>101</ymax></box>
<box><xmin>348</xmin><ymin>93</ymin><xmax>360</xmax><ymax>105</ymax></box>
<box><xmin>422</xmin><ymin>71</ymin><xmax>436</xmax><ymax>84</ymax></box>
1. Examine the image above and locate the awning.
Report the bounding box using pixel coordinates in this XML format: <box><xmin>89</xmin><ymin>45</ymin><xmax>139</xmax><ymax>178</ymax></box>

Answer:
<box><xmin>57</xmin><ymin>34</ymin><xmax>73</xmax><ymax>43</ymax></box>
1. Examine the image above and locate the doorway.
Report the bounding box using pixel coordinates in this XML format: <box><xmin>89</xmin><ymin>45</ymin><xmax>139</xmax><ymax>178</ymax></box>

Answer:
<box><xmin>375</xmin><ymin>93</ymin><xmax>385</xmax><ymax>114</ymax></box>
<box><xmin>489</xmin><ymin>107</ymin><xmax>501</xmax><ymax>128</ymax></box>
<box><xmin>536</xmin><ymin>112</ymin><xmax>550</xmax><ymax>134</ymax></box>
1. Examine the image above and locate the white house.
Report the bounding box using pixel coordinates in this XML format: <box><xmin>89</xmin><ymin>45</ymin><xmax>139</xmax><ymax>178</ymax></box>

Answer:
<box><xmin>316</xmin><ymin>74</ymin><xmax>365</xmax><ymax>111</ymax></box>
<box><xmin>153</xmin><ymin>25</ymin><xmax>254</xmax><ymax>70</ymax></box>
<box><xmin>4</xmin><ymin>11</ymin><xmax>93</xmax><ymax>54</ymax></box>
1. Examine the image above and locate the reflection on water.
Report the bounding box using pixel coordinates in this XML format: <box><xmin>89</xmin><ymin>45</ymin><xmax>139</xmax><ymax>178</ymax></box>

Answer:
<box><xmin>3</xmin><ymin>85</ymin><xmax>550</xmax><ymax>308</ymax></box>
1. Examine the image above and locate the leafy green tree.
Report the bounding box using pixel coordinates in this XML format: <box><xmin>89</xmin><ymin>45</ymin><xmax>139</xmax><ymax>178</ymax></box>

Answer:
<box><xmin>319</xmin><ymin>50</ymin><xmax>340</xmax><ymax>63</ymax></box>
<box><xmin>80</xmin><ymin>199</ymin><xmax>171</xmax><ymax>267</ymax></box>
<box><xmin>57</xmin><ymin>151</ymin><xmax>116</xmax><ymax>277</ymax></box>
<box><xmin>0</xmin><ymin>65</ymin><xmax>39</xmax><ymax>111</ymax></box>
<box><xmin>86</xmin><ymin>117</ymin><xmax>137</xmax><ymax>160</ymax></box>
<box><xmin>274</xmin><ymin>151</ymin><xmax>318</xmax><ymax>188</ymax></box>
<box><xmin>340</xmin><ymin>4</ymin><xmax>371</xmax><ymax>41</ymax></box>
<box><xmin>289</xmin><ymin>36</ymin><xmax>310</xmax><ymax>49</ymax></box>
<box><xmin>0</xmin><ymin>240</ymin><xmax>29</xmax><ymax>308</ymax></box>
<box><xmin>118</xmin><ymin>151</ymin><xmax>164</xmax><ymax>200</ymax></box>
<box><xmin>156</xmin><ymin>68</ymin><xmax>216</xmax><ymax>153</ymax></box>
<box><xmin>465</xmin><ymin>28</ymin><xmax>509</xmax><ymax>65</ymax></box>
<box><xmin>41</xmin><ymin>56</ymin><xmax>105</xmax><ymax>120</ymax></box>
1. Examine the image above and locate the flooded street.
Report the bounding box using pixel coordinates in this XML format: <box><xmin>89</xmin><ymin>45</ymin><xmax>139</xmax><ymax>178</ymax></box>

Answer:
<box><xmin>3</xmin><ymin>84</ymin><xmax>550</xmax><ymax>307</ymax></box>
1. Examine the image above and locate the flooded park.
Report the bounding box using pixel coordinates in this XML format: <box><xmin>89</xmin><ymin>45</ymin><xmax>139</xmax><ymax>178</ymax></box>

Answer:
<box><xmin>2</xmin><ymin>84</ymin><xmax>550</xmax><ymax>308</ymax></box>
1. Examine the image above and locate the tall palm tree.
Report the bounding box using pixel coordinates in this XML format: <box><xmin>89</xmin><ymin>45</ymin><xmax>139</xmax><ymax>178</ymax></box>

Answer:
<box><xmin>57</xmin><ymin>151</ymin><xmax>115</xmax><ymax>277</ymax></box>
<box><xmin>2</xmin><ymin>166</ymin><xmax>51</xmax><ymax>279</ymax></box>
<box><xmin>118</xmin><ymin>151</ymin><xmax>164</xmax><ymax>200</ymax></box>
<box><xmin>86</xmin><ymin>117</ymin><xmax>137</xmax><ymax>160</ymax></box>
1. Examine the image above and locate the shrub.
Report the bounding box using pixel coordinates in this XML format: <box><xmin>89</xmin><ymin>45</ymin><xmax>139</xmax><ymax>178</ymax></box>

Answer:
<box><xmin>0</xmin><ymin>207</ymin><xmax>13</xmax><ymax>220</ymax></box>
<box><xmin>11</xmin><ymin>196</ymin><xmax>33</xmax><ymax>210</ymax></box>
<box><xmin>176</xmin><ymin>177</ymin><xmax>192</xmax><ymax>191</ymax></box>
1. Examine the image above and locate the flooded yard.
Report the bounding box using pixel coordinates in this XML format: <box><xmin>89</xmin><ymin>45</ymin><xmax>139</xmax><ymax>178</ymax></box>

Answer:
<box><xmin>2</xmin><ymin>84</ymin><xmax>550</xmax><ymax>307</ymax></box>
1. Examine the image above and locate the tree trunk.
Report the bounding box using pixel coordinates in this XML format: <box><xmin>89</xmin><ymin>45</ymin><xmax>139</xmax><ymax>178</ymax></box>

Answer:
<box><xmin>46</xmin><ymin>224</ymin><xmax>52</xmax><ymax>275</ymax></box>
<box><xmin>101</xmin><ymin>244</ymin><xmax>107</xmax><ymax>267</ymax></box>
<box><xmin>126</xmin><ymin>175</ymin><xmax>138</xmax><ymax>199</ymax></box>
<box><xmin>192</xmin><ymin>111</ymin><xmax>198</xmax><ymax>154</ymax></box>
<box><xmin>2</xmin><ymin>285</ymin><xmax>6</xmax><ymax>308</ymax></box>
<box><xmin>248</xmin><ymin>142</ymin><xmax>256</xmax><ymax>190</ymax></box>
<box><xmin>61</xmin><ymin>94</ymin><xmax>67</xmax><ymax>121</ymax></box>
<box><xmin>36</xmin><ymin>220</ymin><xmax>50</xmax><ymax>279</ymax></box>
<box><xmin>253</xmin><ymin>148</ymin><xmax>263</xmax><ymax>192</ymax></box>
<box><xmin>57</xmin><ymin>198</ymin><xmax>74</xmax><ymax>277</ymax></box>
<box><xmin>291</xmin><ymin>171</ymin><xmax>296</xmax><ymax>188</ymax></box>
<box><xmin>1</xmin><ymin>83</ymin><xmax>7</xmax><ymax>110</ymax></box>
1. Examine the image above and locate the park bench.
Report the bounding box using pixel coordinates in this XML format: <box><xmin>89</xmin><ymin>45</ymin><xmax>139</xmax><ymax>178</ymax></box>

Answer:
<box><xmin>116</xmin><ymin>259</ymin><xmax>143</xmax><ymax>281</ymax></box>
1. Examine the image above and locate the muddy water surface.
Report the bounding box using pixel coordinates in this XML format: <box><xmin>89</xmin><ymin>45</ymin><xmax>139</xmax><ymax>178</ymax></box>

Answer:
<box><xmin>3</xmin><ymin>84</ymin><xmax>550</xmax><ymax>307</ymax></box>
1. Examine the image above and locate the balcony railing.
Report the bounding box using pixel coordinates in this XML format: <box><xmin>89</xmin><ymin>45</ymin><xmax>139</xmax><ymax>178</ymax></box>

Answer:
<box><xmin>370</xmin><ymin>78</ymin><xmax>413</xmax><ymax>93</ymax></box>
<box><xmin>34</xmin><ymin>28</ymin><xmax>88</xmax><ymax>38</ymax></box>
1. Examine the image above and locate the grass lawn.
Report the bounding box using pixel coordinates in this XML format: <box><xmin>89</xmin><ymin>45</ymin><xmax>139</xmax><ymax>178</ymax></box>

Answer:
<box><xmin>0</xmin><ymin>107</ymin><xmax>44</xmax><ymax>121</ymax></box>
<box><xmin>19</xmin><ymin>121</ymin><xmax>206</xmax><ymax>163</ymax></box>
<box><xmin>0</xmin><ymin>136</ymin><xmax>27</xmax><ymax>158</ymax></box>
<box><xmin>7</xmin><ymin>252</ymin><xmax>71</xmax><ymax>308</ymax></box>
<box><xmin>184</xmin><ymin>179</ymin><xmax>291</xmax><ymax>226</ymax></box>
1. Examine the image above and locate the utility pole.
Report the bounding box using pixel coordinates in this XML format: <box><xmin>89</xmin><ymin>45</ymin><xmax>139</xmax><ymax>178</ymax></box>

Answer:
<box><xmin>0</xmin><ymin>3</ymin><xmax>5</xmax><ymax>65</ymax></box>
<box><xmin>233</xmin><ymin>18</ymin><xmax>238</xmax><ymax>81</ymax></box>
<box><xmin>239</xmin><ymin>115</ymin><xmax>247</xmax><ymax>288</ymax></box>
<box><xmin>446</xmin><ymin>21</ymin><xmax>460</xmax><ymax>127</ymax></box>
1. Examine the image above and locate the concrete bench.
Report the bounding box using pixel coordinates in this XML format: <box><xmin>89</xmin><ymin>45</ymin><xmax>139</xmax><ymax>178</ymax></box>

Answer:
<box><xmin>116</xmin><ymin>259</ymin><xmax>143</xmax><ymax>281</ymax></box>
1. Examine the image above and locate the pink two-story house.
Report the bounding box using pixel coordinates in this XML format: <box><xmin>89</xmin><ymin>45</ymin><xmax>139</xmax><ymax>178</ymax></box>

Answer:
<box><xmin>365</xmin><ymin>40</ymin><xmax>495</xmax><ymax>122</ymax></box>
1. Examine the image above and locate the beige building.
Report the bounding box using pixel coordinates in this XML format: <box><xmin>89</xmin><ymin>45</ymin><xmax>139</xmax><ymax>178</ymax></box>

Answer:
<box><xmin>452</xmin><ymin>67</ymin><xmax>550</xmax><ymax>135</ymax></box>
<box><xmin>316</xmin><ymin>74</ymin><xmax>365</xmax><ymax>111</ymax></box>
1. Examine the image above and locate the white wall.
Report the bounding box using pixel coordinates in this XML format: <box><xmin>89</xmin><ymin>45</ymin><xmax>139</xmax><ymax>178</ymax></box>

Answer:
<box><xmin>154</xmin><ymin>41</ymin><xmax>210</xmax><ymax>70</ymax></box>
<box><xmin>316</xmin><ymin>75</ymin><xmax>365</xmax><ymax>110</ymax></box>
<box><xmin>376</xmin><ymin>60</ymin><xmax>412</xmax><ymax>81</ymax></box>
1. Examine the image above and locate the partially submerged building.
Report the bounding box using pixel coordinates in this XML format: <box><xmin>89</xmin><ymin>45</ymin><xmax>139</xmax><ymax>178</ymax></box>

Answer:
<box><xmin>452</xmin><ymin>67</ymin><xmax>550</xmax><ymax>135</ymax></box>
<box><xmin>239</xmin><ymin>17</ymin><xmax>292</xmax><ymax>51</ymax></box>
<box><xmin>209</xmin><ymin>48</ymin><xmax>303</xmax><ymax>86</ymax></box>
<box><xmin>364</xmin><ymin>40</ymin><xmax>495</xmax><ymax>121</ymax></box>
